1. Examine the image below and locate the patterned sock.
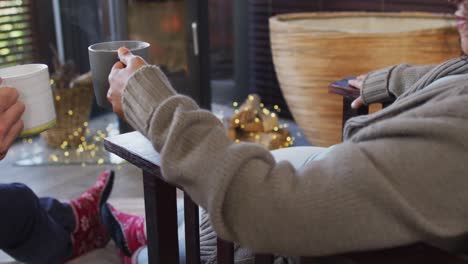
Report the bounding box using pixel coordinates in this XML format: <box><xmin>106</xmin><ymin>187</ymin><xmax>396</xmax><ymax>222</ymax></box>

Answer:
<box><xmin>100</xmin><ymin>203</ymin><xmax>147</xmax><ymax>257</ymax></box>
<box><xmin>68</xmin><ymin>169</ymin><xmax>114</xmax><ymax>259</ymax></box>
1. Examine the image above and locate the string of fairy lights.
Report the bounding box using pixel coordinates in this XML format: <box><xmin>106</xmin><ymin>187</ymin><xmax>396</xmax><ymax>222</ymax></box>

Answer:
<box><xmin>16</xmin><ymin>95</ymin><xmax>302</xmax><ymax>166</ymax></box>
<box><xmin>229</xmin><ymin>94</ymin><xmax>301</xmax><ymax>149</ymax></box>
<box><xmin>20</xmin><ymin>119</ymin><xmax>121</xmax><ymax>167</ymax></box>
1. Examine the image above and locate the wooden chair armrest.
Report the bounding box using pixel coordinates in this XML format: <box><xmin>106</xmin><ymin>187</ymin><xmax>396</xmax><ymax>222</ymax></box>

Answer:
<box><xmin>328</xmin><ymin>77</ymin><xmax>368</xmax><ymax>135</ymax></box>
<box><xmin>328</xmin><ymin>77</ymin><xmax>360</xmax><ymax>99</ymax></box>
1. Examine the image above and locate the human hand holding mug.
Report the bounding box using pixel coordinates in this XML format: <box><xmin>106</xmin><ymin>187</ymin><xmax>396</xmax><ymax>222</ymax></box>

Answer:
<box><xmin>0</xmin><ymin>64</ymin><xmax>56</xmax><ymax>140</ymax></box>
<box><xmin>0</xmin><ymin>86</ymin><xmax>25</xmax><ymax>160</ymax></box>
<box><xmin>88</xmin><ymin>40</ymin><xmax>150</xmax><ymax>109</ymax></box>
<box><xmin>108</xmin><ymin>47</ymin><xmax>148</xmax><ymax>119</ymax></box>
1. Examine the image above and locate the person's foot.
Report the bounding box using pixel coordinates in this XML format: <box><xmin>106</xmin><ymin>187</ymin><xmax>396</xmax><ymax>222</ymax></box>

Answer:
<box><xmin>101</xmin><ymin>203</ymin><xmax>147</xmax><ymax>257</ymax></box>
<box><xmin>68</xmin><ymin>169</ymin><xmax>115</xmax><ymax>259</ymax></box>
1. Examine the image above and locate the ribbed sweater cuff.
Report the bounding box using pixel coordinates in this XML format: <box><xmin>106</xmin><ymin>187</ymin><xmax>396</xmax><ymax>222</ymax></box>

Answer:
<box><xmin>361</xmin><ymin>65</ymin><xmax>395</xmax><ymax>105</ymax></box>
<box><xmin>122</xmin><ymin>65</ymin><xmax>177</xmax><ymax>135</ymax></box>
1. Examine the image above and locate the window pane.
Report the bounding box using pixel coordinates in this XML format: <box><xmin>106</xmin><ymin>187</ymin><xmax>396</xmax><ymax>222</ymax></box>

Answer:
<box><xmin>0</xmin><ymin>0</ymin><xmax>34</xmax><ymax>68</ymax></box>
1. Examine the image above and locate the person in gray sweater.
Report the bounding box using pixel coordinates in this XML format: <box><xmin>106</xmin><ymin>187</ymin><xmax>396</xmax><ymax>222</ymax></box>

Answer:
<box><xmin>103</xmin><ymin>0</ymin><xmax>468</xmax><ymax>263</ymax></box>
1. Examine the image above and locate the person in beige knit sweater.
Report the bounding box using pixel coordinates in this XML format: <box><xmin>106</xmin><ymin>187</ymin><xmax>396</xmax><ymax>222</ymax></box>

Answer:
<box><xmin>102</xmin><ymin>0</ymin><xmax>468</xmax><ymax>263</ymax></box>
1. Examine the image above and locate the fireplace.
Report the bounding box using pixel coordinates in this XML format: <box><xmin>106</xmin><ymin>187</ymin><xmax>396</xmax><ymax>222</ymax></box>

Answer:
<box><xmin>55</xmin><ymin>0</ymin><xmax>211</xmax><ymax>111</ymax></box>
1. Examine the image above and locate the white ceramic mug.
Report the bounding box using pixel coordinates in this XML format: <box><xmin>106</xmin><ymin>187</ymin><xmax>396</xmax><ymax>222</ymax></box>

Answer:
<box><xmin>0</xmin><ymin>64</ymin><xmax>56</xmax><ymax>137</ymax></box>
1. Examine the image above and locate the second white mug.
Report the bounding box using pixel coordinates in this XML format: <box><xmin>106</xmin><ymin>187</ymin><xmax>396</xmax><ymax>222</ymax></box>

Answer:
<box><xmin>0</xmin><ymin>64</ymin><xmax>56</xmax><ymax>137</ymax></box>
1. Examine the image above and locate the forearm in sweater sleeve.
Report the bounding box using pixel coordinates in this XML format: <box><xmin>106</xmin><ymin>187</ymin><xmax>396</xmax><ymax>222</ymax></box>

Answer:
<box><xmin>361</xmin><ymin>64</ymin><xmax>435</xmax><ymax>105</ymax></box>
<box><xmin>122</xmin><ymin>66</ymin><xmax>468</xmax><ymax>256</ymax></box>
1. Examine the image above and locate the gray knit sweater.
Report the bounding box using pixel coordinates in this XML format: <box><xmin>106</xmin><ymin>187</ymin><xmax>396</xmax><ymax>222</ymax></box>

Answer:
<box><xmin>122</xmin><ymin>56</ymin><xmax>468</xmax><ymax>258</ymax></box>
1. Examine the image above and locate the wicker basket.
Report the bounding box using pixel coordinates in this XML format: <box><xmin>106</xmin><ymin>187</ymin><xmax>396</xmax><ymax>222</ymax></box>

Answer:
<box><xmin>270</xmin><ymin>12</ymin><xmax>460</xmax><ymax>147</ymax></box>
<box><xmin>41</xmin><ymin>73</ymin><xmax>94</xmax><ymax>148</ymax></box>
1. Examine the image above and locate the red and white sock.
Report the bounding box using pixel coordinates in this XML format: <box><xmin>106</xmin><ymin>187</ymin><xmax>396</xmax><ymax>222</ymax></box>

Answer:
<box><xmin>68</xmin><ymin>169</ymin><xmax>114</xmax><ymax>259</ymax></box>
<box><xmin>101</xmin><ymin>203</ymin><xmax>147</xmax><ymax>257</ymax></box>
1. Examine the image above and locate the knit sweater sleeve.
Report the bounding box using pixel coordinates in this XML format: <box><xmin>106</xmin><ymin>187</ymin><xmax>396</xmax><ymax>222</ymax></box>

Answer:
<box><xmin>122</xmin><ymin>65</ymin><xmax>468</xmax><ymax>256</ymax></box>
<box><xmin>361</xmin><ymin>64</ymin><xmax>435</xmax><ymax>104</ymax></box>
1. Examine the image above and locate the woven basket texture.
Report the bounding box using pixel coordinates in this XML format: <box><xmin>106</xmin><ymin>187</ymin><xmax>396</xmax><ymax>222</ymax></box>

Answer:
<box><xmin>41</xmin><ymin>82</ymin><xmax>93</xmax><ymax>148</ymax></box>
<box><xmin>270</xmin><ymin>12</ymin><xmax>461</xmax><ymax>146</ymax></box>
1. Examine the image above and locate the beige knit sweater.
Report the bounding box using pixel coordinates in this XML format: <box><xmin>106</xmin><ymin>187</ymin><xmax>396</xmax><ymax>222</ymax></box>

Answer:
<box><xmin>122</xmin><ymin>56</ymin><xmax>468</xmax><ymax>257</ymax></box>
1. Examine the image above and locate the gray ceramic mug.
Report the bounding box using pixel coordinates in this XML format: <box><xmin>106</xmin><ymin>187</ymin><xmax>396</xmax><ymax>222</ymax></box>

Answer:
<box><xmin>88</xmin><ymin>40</ymin><xmax>150</xmax><ymax>108</ymax></box>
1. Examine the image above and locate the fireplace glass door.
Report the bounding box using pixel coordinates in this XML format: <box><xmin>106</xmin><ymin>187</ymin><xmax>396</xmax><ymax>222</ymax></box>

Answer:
<box><xmin>126</xmin><ymin>0</ymin><xmax>211</xmax><ymax>109</ymax></box>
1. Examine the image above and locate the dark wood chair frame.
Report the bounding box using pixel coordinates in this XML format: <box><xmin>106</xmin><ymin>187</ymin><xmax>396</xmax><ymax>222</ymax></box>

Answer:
<box><xmin>328</xmin><ymin>77</ymin><xmax>395</xmax><ymax>135</ymax></box>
